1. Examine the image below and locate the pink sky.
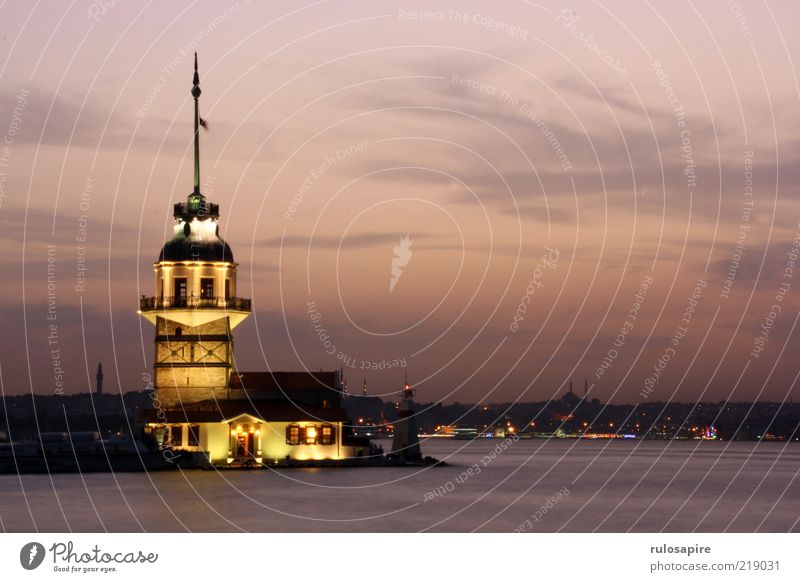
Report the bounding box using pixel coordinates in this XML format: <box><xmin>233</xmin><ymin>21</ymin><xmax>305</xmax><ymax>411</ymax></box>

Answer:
<box><xmin>1</xmin><ymin>0</ymin><xmax>799</xmax><ymax>403</ymax></box>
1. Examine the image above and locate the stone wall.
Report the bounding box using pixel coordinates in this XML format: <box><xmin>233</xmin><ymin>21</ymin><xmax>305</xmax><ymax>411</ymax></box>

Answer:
<box><xmin>154</xmin><ymin>316</ymin><xmax>232</xmax><ymax>407</ymax></box>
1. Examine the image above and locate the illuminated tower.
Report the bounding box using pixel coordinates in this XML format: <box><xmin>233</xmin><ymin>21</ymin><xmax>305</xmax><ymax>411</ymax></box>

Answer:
<box><xmin>138</xmin><ymin>54</ymin><xmax>250</xmax><ymax>408</ymax></box>
<box><xmin>391</xmin><ymin>373</ymin><xmax>421</xmax><ymax>461</ymax></box>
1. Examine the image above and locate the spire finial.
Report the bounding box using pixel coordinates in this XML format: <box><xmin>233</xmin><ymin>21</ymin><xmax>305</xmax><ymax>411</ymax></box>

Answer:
<box><xmin>191</xmin><ymin>52</ymin><xmax>202</xmax><ymax>194</ymax></box>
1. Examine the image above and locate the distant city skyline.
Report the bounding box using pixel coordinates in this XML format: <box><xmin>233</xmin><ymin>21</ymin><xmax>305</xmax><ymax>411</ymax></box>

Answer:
<box><xmin>1</xmin><ymin>1</ymin><xmax>799</xmax><ymax>404</ymax></box>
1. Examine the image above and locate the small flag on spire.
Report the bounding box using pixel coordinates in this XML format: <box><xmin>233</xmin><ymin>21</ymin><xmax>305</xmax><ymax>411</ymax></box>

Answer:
<box><xmin>199</xmin><ymin>117</ymin><xmax>208</xmax><ymax>130</ymax></box>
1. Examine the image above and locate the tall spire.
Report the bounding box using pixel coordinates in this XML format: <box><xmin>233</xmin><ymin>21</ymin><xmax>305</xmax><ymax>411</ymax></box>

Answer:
<box><xmin>191</xmin><ymin>52</ymin><xmax>202</xmax><ymax>194</ymax></box>
<box><xmin>172</xmin><ymin>56</ymin><xmax>216</xmax><ymax>221</ymax></box>
<box><xmin>96</xmin><ymin>361</ymin><xmax>103</xmax><ymax>395</ymax></box>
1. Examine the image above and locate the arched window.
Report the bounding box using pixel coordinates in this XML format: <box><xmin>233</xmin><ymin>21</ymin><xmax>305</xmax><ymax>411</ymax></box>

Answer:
<box><xmin>320</xmin><ymin>424</ymin><xmax>335</xmax><ymax>445</ymax></box>
<box><xmin>286</xmin><ymin>424</ymin><xmax>301</xmax><ymax>445</ymax></box>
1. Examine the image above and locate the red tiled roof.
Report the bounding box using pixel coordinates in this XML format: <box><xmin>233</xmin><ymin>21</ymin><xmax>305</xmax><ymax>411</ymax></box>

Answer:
<box><xmin>229</xmin><ymin>371</ymin><xmax>338</xmax><ymax>392</ymax></box>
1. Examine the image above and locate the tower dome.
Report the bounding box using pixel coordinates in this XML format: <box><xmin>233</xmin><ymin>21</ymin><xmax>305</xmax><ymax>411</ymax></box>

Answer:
<box><xmin>158</xmin><ymin>193</ymin><xmax>234</xmax><ymax>262</ymax></box>
<box><xmin>158</xmin><ymin>232</ymin><xmax>234</xmax><ymax>262</ymax></box>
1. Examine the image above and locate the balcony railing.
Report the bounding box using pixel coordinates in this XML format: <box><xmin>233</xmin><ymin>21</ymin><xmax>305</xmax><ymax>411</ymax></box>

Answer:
<box><xmin>173</xmin><ymin>201</ymin><xmax>219</xmax><ymax>219</ymax></box>
<box><xmin>140</xmin><ymin>295</ymin><xmax>251</xmax><ymax>312</ymax></box>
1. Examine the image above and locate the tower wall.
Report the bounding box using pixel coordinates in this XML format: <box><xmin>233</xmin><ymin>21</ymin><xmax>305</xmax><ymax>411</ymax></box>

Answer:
<box><xmin>154</xmin><ymin>316</ymin><xmax>233</xmax><ymax>407</ymax></box>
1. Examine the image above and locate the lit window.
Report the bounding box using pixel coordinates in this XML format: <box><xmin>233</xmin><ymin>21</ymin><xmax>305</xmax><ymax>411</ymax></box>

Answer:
<box><xmin>154</xmin><ymin>427</ymin><xmax>165</xmax><ymax>446</ymax></box>
<box><xmin>286</xmin><ymin>424</ymin><xmax>301</xmax><ymax>445</ymax></box>
<box><xmin>320</xmin><ymin>424</ymin><xmax>335</xmax><ymax>445</ymax></box>
<box><xmin>305</xmin><ymin>425</ymin><xmax>317</xmax><ymax>445</ymax></box>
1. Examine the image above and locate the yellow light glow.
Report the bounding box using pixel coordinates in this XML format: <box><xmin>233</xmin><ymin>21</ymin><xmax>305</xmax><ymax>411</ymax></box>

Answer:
<box><xmin>306</xmin><ymin>426</ymin><xmax>317</xmax><ymax>439</ymax></box>
<box><xmin>235</xmin><ymin>424</ymin><xmax>243</xmax><ymax>433</ymax></box>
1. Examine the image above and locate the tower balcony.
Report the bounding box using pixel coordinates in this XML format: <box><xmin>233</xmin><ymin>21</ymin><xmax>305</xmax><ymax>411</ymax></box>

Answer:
<box><xmin>140</xmin><ymin>295</ymin><xmax>250</xmax><ymax>311</ymax></box>
<box><xmin>173</xmin><ymin>200</ymin><xmax>219</xmax><ymax>220</ymax></box>
<box><xmin>138</xmin><ymin>295</ymin><xmax>251</xmax><ymax>328</ymax></box>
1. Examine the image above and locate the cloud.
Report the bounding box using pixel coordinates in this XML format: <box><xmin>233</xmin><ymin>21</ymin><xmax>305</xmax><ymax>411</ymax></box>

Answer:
<box><xmin>258</xmin><ymin>231</ymin><xmax>440</xmax><ymax>250</ymax></box>
<box><xmin>707</xmin><ymin>236</ymin><xmax>800</xmax><ymax>285</ymax></box>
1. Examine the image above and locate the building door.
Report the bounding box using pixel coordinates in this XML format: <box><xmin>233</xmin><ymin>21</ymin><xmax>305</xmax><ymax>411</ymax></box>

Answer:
<box><xmin>236</xmin><ymin>432</ymin><xmax>254</xmax><ymax>458</ymax></box>
<box><xmin>175</xmin><ymin>278</ymin><xmax>188</xmax><ymax>307</ymax></box>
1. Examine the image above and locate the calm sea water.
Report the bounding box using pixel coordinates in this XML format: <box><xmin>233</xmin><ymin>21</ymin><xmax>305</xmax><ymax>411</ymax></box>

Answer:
<box><xmin>1</xmin><ymin>440</ymin><xmax>798</xmax><ymax>532</ymax></box>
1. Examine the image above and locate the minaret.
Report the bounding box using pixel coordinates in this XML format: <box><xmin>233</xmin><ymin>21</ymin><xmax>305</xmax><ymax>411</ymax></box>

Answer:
<box><xmin>138</xmin><ymin>54</ymin><xmax>251</xmax><ymax>408</ymax></box>
<box><xmin>95</xmin><ymin>362</ymin><xmax>103</xmax><ymax>395</ymax></box>
<box><xmin>391</xmin><ymin>372</ymin><xmax>422</xmax><ymax>461</ymax></box>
